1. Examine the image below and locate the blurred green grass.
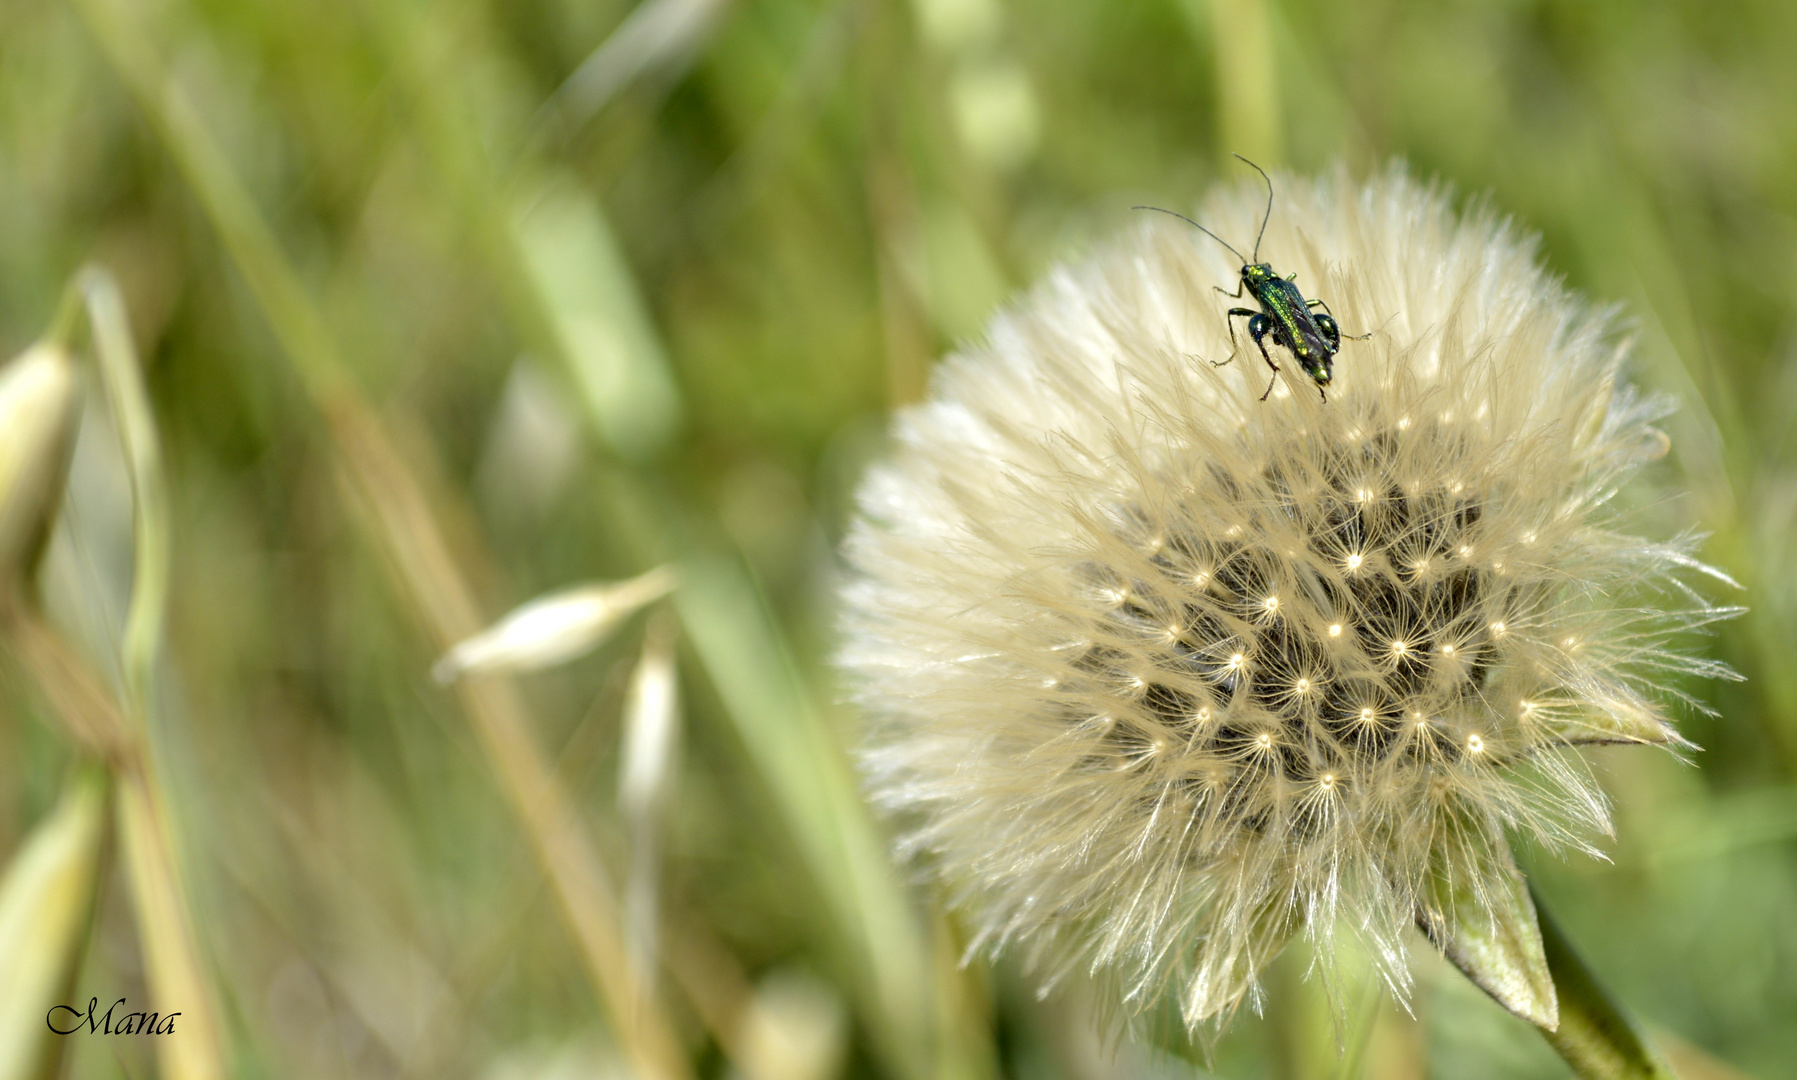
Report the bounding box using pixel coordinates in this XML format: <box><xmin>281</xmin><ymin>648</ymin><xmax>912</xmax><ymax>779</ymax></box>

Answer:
<box><xmin>2</xmin><ymin>0</ymin><xmax>1795</xmax><ymax>1077</ymax></box>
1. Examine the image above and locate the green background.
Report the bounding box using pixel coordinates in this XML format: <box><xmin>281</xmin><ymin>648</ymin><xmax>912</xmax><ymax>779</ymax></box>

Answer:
<box><xmin>1</xmin><ymin>0</ymin><xmax>1793</xmax><ymax>1076</ymax></box>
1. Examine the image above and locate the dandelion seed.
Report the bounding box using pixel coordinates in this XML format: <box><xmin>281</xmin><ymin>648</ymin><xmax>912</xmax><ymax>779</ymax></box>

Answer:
<box><xmin>839</xmin><ymin>165</ymin><xmax>1737</xmax><ymax>1036</ymax></box>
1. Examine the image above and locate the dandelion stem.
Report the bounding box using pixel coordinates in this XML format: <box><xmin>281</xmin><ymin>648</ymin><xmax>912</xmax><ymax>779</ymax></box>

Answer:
<box><xmin>1531</xmin><ymin>887</ymin><xmax>1680</xmax><ymax>1080</ymax></box>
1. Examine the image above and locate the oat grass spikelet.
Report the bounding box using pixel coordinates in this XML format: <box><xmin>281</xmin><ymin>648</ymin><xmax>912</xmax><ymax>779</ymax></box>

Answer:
<box><xmin>838</xmin><ymin>165</ymin><xmax>1737</xmax><ymax>1033</ymax></box>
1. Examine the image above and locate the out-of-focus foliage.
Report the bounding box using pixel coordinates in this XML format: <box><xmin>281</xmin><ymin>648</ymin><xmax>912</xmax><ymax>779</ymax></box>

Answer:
<box><xmin>0</xmin><ymin>0</ymin><xmax>1792</xmax><ymax>1077</ymax></box>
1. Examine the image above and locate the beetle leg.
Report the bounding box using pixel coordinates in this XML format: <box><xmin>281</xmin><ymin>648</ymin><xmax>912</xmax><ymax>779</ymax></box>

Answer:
<box><xmin>1217</xmin><ymin>307</ymin><xmax>1261</xmax><ymax>368</ymax></box>
<box><xmin>1335</xmin><ymin>310</ymin><xmax>1388</xmax><ymax>341</ymax></box>
<box><xmin>1248</xmin><ymin>315</ymin><xmax>1278</xmax><ymax>371</ymax></box>
<box><xmin>1248</xmin><ymin>315</ymin><xmax>1283</xmax><ymax>400</ymax></box>
<box><xmin>1213</xmin><ymin>280</ymin><xmax>1247</xmax><ymax>299</ymax></box>
<box><xmin>1317</xmin><ymin>309</ymin><xmax>1380</xmax><ymax>341</ymax></box>
<box><xmin>1305</xmin><ymin>296</ymin><xmax>1334</xmax><ymax>317</ymax></box>
<box><xmin>1314</xmin><ymin>312</ymin><xmax>1342</xmax><ymax>350</ymax></box>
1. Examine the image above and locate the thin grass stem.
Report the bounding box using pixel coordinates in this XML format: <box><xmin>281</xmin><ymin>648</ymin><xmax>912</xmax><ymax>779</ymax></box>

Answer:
<box><xmin>76</xmin><ymin>267</ymin><xmax>231</xmax><ymax>1080</ymax></box>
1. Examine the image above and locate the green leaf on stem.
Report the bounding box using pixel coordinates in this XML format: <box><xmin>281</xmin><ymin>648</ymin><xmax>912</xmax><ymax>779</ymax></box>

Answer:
<box><xmin>1417</xmin><ymin>824</ymin><xmax>1558</xmax><ymax>1029</ymax></box>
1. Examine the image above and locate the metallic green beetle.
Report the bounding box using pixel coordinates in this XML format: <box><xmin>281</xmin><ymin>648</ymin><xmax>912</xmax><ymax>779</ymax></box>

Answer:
<box><xmin>1138</xmin><ymin>155</ymin><xmax>1368</xmax><ymax>402</ymax></box>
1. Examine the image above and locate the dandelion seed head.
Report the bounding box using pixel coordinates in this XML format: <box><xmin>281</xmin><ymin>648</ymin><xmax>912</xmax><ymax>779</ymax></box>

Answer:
<box><xmin>838</xmin><ymin>166</ymin><xmax>1734</xmax><ymax>1035</ymax></box>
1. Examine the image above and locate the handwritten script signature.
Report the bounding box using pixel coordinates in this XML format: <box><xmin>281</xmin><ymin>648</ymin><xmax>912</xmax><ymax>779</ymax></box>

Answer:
<box><xmin>47</xmin><ymin>998</ymin><xmax>180</xmax><ymax>1036</ymax></box>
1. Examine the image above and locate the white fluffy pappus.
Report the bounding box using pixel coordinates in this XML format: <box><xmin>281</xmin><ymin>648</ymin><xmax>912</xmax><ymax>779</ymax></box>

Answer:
<box><xmin>836</xmin><ymin>164</ymin><xmax>1739</xmax><ymax>1034</ymax></box>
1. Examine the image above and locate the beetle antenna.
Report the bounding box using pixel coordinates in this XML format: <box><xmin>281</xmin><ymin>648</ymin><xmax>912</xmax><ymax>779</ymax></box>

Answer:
<box><xmin>1232</xmin><ymin>154</ymin><xmax>1274</xmax><ymax>262</ymax></box>
<box><xmin>1131</xmin><ymin>206</ymin><xmax>1247</xmax><ymax>264</ymax></box>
